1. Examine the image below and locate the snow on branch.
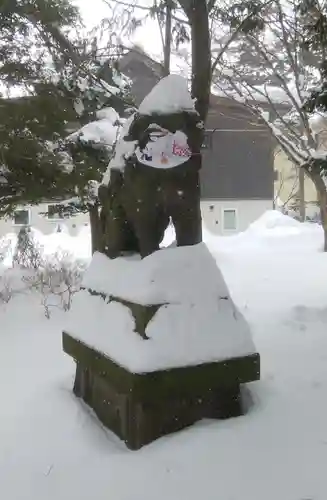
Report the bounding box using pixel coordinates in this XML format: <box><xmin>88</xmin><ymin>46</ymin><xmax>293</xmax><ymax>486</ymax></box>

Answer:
<box><xmin>66</xmin><ymin>109</ymin><xmax>120</xmax><ymax>149</ymax></box>
<box><xmin>210</xmin><ymin>0</ymin><xmax>327</xmax><ymax>170</ymax></box>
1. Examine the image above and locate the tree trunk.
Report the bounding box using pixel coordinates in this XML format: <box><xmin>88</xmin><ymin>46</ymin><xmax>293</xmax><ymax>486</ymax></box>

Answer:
<box><xmin>298</xmin><ymin>166</ymin><xmax>306</xmax><ymax>222</ymax></box>
<box><xmin>310</xmin><ymin>172</ymin><xmax>327</xmax><ymax>251</ymax></box>
<box><xmin>177</xmin><ymin>0</ymin><xmax>211</xmax><ymax>245</ymax></box>
<box><xmin>163</xmin><ymin>1</ymin><xmax>172</xmax><ymax>76</ymax></box>
<box><xmin>89</xmin><ymin>205</ymin><xmax>102</xmax><ymax>254</ymax></box>
<box><xmin>181</xmin><ymin>0</ymin><xmax>211</xmax><ymax>121</ymax></box>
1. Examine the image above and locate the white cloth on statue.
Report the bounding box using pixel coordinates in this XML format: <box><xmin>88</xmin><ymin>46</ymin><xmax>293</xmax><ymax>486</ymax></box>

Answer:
<box><xmin>135</xmin><ymin>125</ymin><xmax>192</xmax><ymax>169</ymax></box>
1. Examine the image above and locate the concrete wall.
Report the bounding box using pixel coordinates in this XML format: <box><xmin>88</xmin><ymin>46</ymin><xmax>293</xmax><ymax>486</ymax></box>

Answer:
<box><xmin>201</xmin><ymin>199</ymin><xmax>273</xmax><ymax>235</ymax></box>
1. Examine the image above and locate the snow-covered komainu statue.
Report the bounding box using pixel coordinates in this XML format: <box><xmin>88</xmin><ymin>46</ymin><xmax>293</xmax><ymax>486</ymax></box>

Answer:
<box><xmin>100</xmin><ymin>74</ymin><xmax>203</xmax><ymax>258</ymax></box>
<box><xmin>64</xmin><ymin>78</ymin><xmax>260</xmax><ymax>453</ymax></box>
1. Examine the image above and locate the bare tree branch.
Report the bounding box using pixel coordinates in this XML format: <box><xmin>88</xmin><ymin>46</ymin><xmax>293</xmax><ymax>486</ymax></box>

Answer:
<box><xmin>211</xmin><ymin>0</ymin><xmax>274</xmax><ymax>75</ymax></box>
<box><xmin>102</xmin><ymin>0</ymin><xmax>189</xmax><ymax>25</ymax></box>
<box><xmin>153</xmin><ymin>0</ymin><xmax>165</xmax><ymax>55</ymax></box>
<box><xmin>245</xmin><ymin>32</ymin><xmax>315</xmax><ymax>148</ymax></box>
<box><xmin>215</xmin><ymin>71</ymin><xmax>307</xmax><ymax>165</ymax></box>
<box><xmin>214</xmin><ymin>64</ymin><xmax>307</xmax><ymax>151</ymax></box>
<box><xmin>274</xmin><ymin>164</ymin><xmax>300</xmax><ymax>210</ymax></box>
<box><xmin>275</xmin><ymin>0</ymin><xmax>310</xmax><ymax>138</ymax></box>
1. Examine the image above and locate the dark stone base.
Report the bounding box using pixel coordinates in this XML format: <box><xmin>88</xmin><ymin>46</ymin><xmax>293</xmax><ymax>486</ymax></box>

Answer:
<box><xmin>63</xmin><ymin>332</ymin><xmax>260</xmax><ymax>450</ymax></box>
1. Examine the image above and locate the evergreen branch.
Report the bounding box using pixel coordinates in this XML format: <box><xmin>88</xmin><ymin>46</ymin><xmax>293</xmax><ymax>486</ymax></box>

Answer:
<box><xmin>17</xmin><ymin>9</ymin><xmax>131</xmax><ymax>107</ymax></box>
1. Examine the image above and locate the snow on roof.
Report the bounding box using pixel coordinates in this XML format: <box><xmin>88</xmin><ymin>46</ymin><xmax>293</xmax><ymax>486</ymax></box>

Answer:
<box><xmin>120</xmin><ymin>47</ymin><xmax>300</xmax><ymax>114</ymax></box>
<box><xmin>128</xmin><ymin>47</ymin><xmax>294</xmax><ymax>108</ymax></box>
<box><xmin>139</xmin><ymin>74</ymin><xmax>196</xmax><ymax>115</ymax></box>
<box><xmin>65</xmin><ymin>243</ymin><xmax>256</xmax><ymax>373</ymax></box>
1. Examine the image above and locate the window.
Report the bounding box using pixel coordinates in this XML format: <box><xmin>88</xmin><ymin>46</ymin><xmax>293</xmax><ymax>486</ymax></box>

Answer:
<box><xmin>201</xmin><ymin>130</ymin><xmax>213</xmax><ymax>150</ymax></box>
<box><xmin>47</xmin><ymin>204</ymin><xmax>66</xmax><ymax>220</ymax></box>
<box><xmin>223</xmin><ymin>209</ymin><xmax>237</xmax><ymax>231</ymax></box>
<box><xmin>13</xmin><ymin>209</ymin><xmax>29</xmax><ymax>226</ymax></box>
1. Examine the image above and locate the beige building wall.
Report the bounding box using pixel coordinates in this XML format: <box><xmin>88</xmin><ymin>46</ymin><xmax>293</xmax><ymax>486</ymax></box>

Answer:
<box><xmin>0</xmin><ymin>202</ymin><xmax>89</xmax><ymax>238</ymax></box>
<box><xmin>274</xmin><ymin>147</ymin><xmax>319</xmax><ymax>217</ymax></box>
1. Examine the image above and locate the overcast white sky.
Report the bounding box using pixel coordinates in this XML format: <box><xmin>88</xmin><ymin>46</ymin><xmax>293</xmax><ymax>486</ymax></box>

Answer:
<box><xmin>75</xmin><ymin>0</ymin><xmax>163</xmax><ymax>56</ymax></box>
<box><xmin>74</xmin><ymin>0</ymin><xmax>190</xmax><ymax>76</ymax></box>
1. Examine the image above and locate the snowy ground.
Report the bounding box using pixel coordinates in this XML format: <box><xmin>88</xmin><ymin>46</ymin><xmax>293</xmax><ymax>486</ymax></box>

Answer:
<box><xmin>1</xmin><ymin>211</ymin><xmax>327</xmax><ymax>500</ymax></box>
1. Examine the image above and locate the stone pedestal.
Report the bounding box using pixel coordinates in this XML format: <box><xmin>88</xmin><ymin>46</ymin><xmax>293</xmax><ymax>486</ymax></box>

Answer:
<box><xmin>63</xmin><ymin>245</ymin><xmax>261</xmax><ymax>449</ymax></box>
<box><xmin>63</xmin><ymin>331</ymin><xmax>260</xmax><ymax>450</ymax></box>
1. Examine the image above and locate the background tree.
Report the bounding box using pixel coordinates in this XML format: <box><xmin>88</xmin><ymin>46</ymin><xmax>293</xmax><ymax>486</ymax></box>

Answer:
<box><xmin>301</xmin><ymin>0</ymin><xmax>327</xmax><ymax>237</ymax></box>
<box><xmin>206</xmin><ymin>0</ymin><xmax>327</xmax><ymax>248</ymax></box>
<box><xmin>0</xmin><ymin>1</ymin><xmax>132</xmax><ymax>222</ymax></box>
<box><xmin>0</xmin><ymin>0</ymin><xmax>80</xmax><ymax>214</ymax></box>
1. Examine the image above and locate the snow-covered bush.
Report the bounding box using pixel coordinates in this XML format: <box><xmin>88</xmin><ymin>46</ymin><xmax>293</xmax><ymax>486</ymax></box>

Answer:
<box><xmin>13</xmin><ymin>227</ymin><xmax>43</xmax><ymax>269</ymax></box>
<box><xmin>0</xmin><ymin>268</ymin><xmax>31</xmax><ymax>305</ymax></box>
<box><xmin>24</xmin><ymin>250</ymin><xmax>87</xmax><ymax>318</ymax></box>
<box><xmin>0</xmin><ymin>275</ymin><xmax>13</xmax><ymax>304</ymax></box>
<box><xmin>0</xmin><ymin>226</ymin><xmax>89</xmax><ymax>314</ymax></box>
<box><xmin>0</xmin><ymin>237</ymin><xmax>14</xmax><ymax>264</ymax></box>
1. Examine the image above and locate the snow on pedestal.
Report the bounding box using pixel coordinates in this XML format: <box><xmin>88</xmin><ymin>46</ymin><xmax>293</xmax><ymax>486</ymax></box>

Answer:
<box><xmin>65</xmin><ymin>243</ymin><xmax>255</xmax><ymax>373</ymax></box>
